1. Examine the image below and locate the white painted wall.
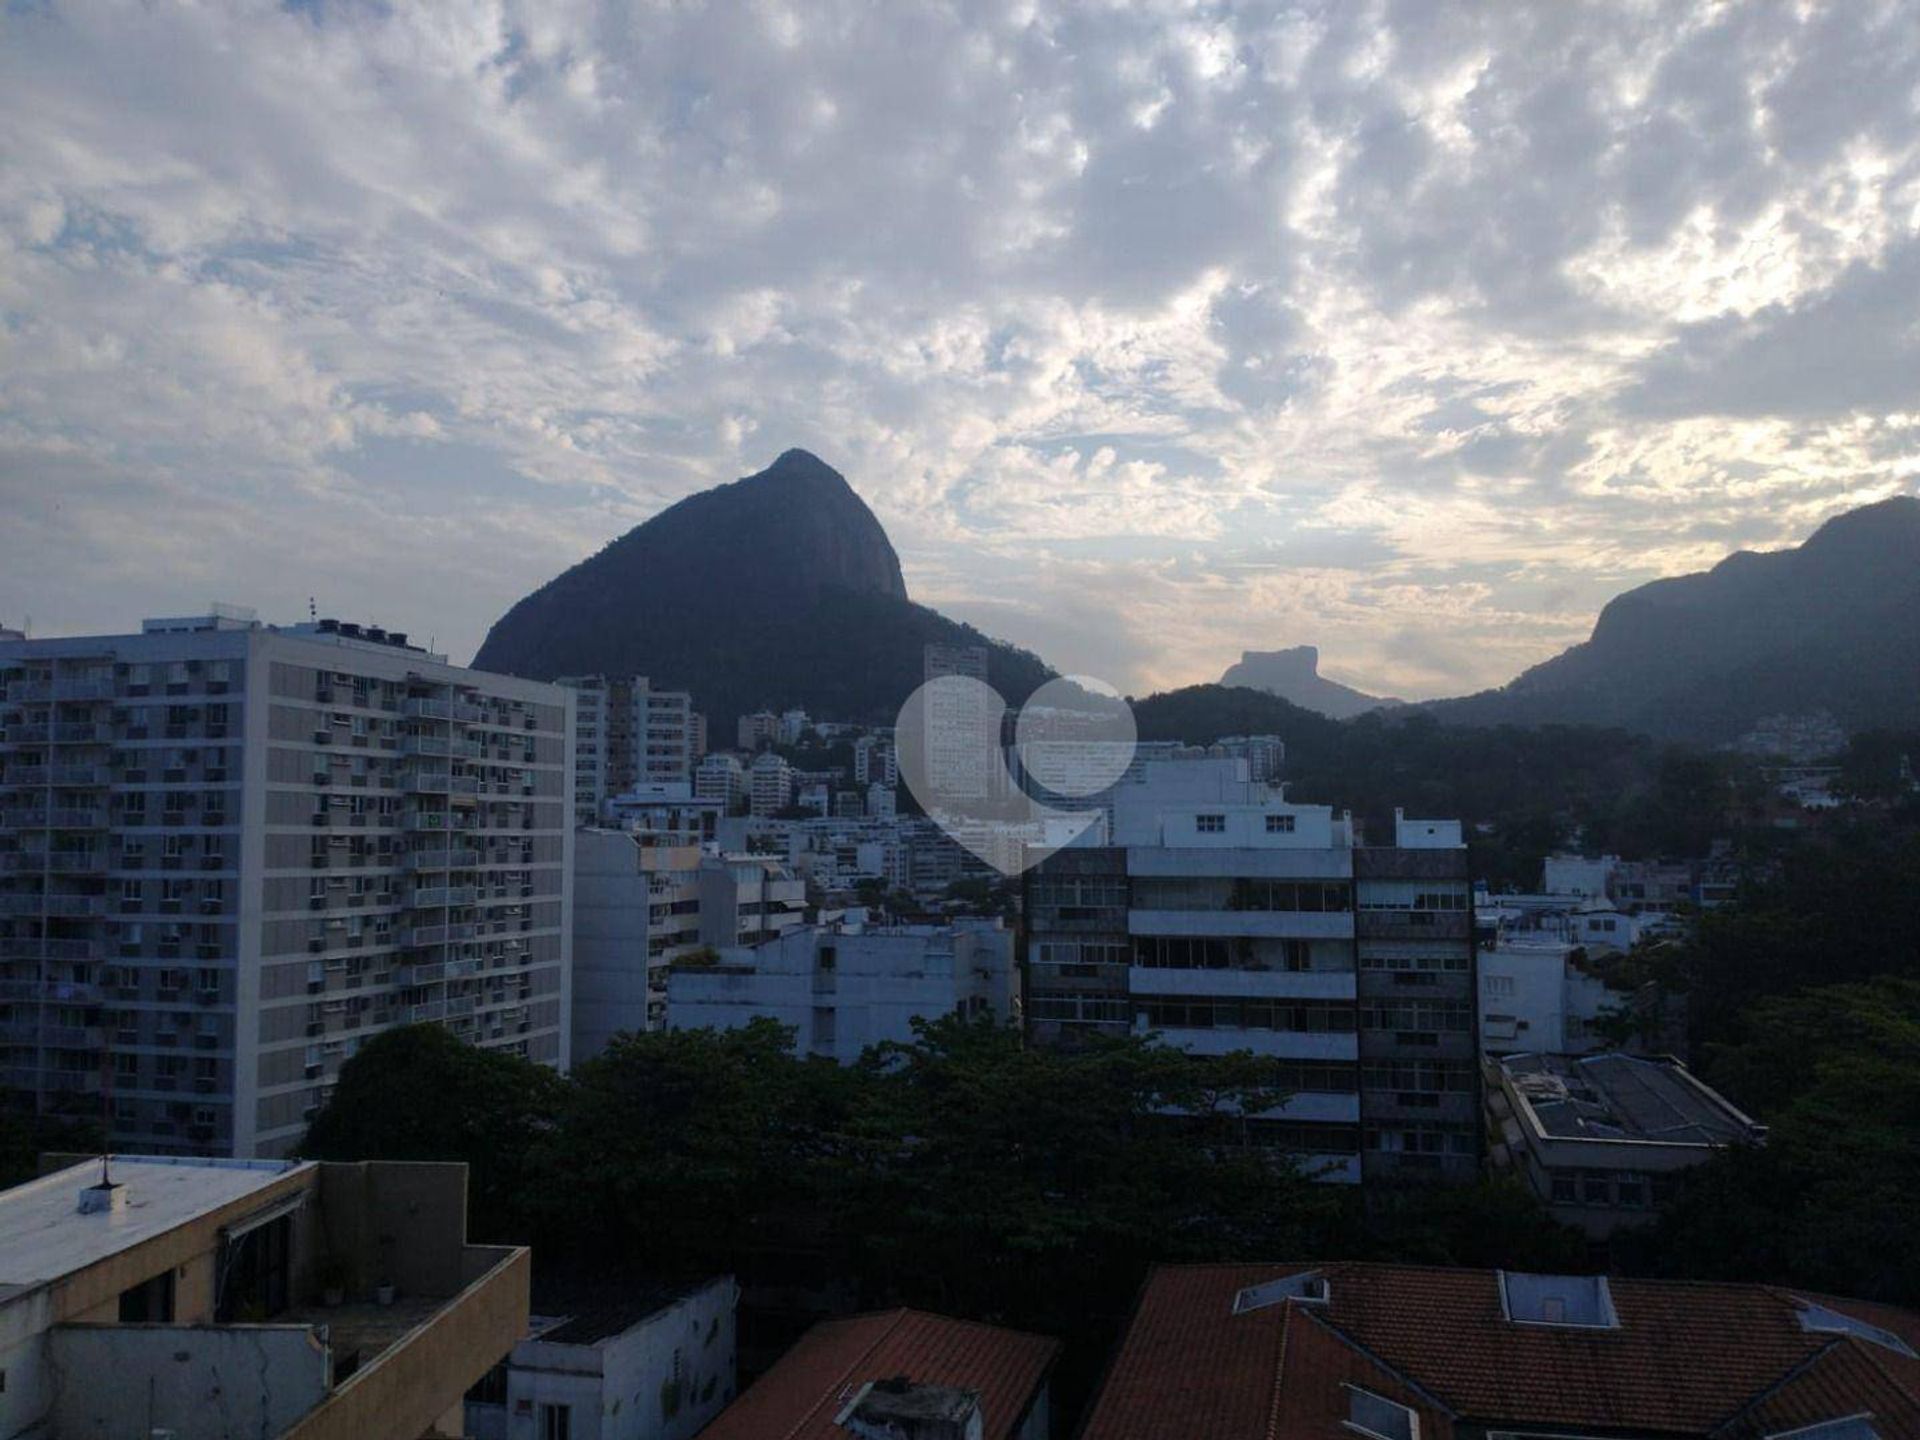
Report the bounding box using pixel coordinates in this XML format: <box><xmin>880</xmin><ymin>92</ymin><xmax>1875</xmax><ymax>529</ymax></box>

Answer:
<box><xmin>44</xmin><ymin>1323</ymin><xmax>327</xmax><ymax>1440</ymax></box>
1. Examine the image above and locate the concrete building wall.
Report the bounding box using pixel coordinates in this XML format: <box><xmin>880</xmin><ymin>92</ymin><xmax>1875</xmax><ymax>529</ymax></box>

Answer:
<box><xmin>46</xmin><ymin>1323</ymin><xmax>328</xmax><ymax>1440</ymax></box>
<box><xmin>496</xmin><ymin>1279</ymin><xmax>737</xmax><ymax>1440</ymax></box>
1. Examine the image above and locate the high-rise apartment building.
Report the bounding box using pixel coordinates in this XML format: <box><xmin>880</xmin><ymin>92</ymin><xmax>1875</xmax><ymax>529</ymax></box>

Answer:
<box><xmin>555</xmin><ymin>675</ymin><xmax>697</xmax><ymax>826</ymax></box>
<box><xmin>1023</xmin><ymin>760</ymin><xmax>1478</xmax><ymax>1185</ymax></box>
<box><xmin>0</xmin><ymin>610</ymin><xmax>574</xmax><ymax>1159</ymax></box>
<box><xmin>572</xmin><ymin>827</ymin><xmax>703</xmax><ymax>1050</ymax></box>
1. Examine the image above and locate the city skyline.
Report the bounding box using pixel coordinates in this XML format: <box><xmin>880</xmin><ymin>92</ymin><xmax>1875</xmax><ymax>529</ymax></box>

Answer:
<box><xmin>4</xmin><ymin>2</ymin><xmax>1920</xmax><ymax>698</ymax></box>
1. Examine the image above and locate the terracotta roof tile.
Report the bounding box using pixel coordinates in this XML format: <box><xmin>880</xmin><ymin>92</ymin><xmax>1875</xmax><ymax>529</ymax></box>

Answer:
<box><xmin>697</xmin><ymin>1308</ymin><xmax>1058</xmax><ymax>1440</ymax></box>
<box><xmin>1079</xmin><ymin>1263</ymin><xmax>1920</xmax><ymax>1440</ymax></box>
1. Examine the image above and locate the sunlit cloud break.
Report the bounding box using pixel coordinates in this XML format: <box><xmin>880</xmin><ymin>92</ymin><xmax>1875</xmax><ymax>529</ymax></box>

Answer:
<box><xmin>2</xmin><ymin>0</ymin><xmax>1918</xmax><ymax>697</ymax></box>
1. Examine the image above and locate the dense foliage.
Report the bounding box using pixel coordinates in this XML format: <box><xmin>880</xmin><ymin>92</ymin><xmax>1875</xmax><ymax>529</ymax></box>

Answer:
<box><xmin>1615</xmin><ymin>823</ymin><xmax>1920</xmax><ymax>1303</ymax></box>
<box><xmin>304</xmin><ymin>1016</ymin><xmax>1585</xmax><ymax>1414</ymax></box>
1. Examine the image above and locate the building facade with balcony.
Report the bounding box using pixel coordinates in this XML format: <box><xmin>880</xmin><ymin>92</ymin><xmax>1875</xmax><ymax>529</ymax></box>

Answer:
<box><xmin>1023</xmin><ymin>761</ymin><xmax>1479</xmax><ymax>1186</ymax></box>
<box><xmin>0</xmin><ymin>1153</ymin><xmax>529</xmax><ymax>1440</ymax></box>
<box><xmin>0</xmin><ymin>610</ymin><xmax>574</xmax><ymax>1159</ymax></box>
<box><xmin>572</xmin><ymin>827</ymin><xmax>704</xmax><ymax>1052</ymax></box>
<box><xmin>556</xmin><ymin>676</ymin><xmax>697</xmax><ymax>827</ymax></box>
<box><xmin>667</xmin><ymin>920</ymin><xmax>1014</xmax><ymax>1063</ymax></box>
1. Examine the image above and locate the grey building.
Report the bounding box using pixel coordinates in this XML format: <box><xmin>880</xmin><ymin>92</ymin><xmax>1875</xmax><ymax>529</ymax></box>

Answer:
<box><xmin>1023</xmin><ymin>761</ymin><xmax>1479</xmax><ymax>1186</ymax></box>
<box><xmin>0</xmin><ymin>608</ymin><xmax>574</xmax><ymax>1158</ymax></box>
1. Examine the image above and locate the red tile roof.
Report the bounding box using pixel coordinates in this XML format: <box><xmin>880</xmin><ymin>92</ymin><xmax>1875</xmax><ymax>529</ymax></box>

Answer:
<box><xmin>1079</xmin><ymin>1263</ymin><xmax>1920</xmax><ymax>1439</ymax></box>
<box><xmin>697</xmin><ymin>1308</ymin><xmax>1059</xmax><ymax>1440</ymax></box>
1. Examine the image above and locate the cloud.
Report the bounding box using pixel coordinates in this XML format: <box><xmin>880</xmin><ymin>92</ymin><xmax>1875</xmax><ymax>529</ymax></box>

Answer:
<box><xmin>1</xmin><ymin>0</ymin><xmax>1918</xmax><ymax>699</ymax></box>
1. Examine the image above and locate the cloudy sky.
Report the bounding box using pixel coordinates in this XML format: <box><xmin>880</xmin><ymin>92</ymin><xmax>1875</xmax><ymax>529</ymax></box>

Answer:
<box><xmin>3</xmin><ymin>1</ymin><xmax>1918</xmax><ymax>699</ymax></box>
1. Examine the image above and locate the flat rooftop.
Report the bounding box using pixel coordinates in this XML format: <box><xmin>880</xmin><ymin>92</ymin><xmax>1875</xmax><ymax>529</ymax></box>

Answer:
<box><xmin>0</xmin><ymin>1156</ymin><xmax>307</xmax><ymax>1296</ymax></box>
<box><xmin>1501</xmin><ymin>1053</ymin><xmax>1761</xmax><ymax>1146</ymax></box>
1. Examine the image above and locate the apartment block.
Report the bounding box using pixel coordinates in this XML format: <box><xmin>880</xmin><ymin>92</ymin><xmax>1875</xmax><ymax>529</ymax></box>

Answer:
<box><xmin>556</xmin><ymin>675</ymin><xmax>697</xmax><ymax>826</ymax></box>
<box><xmin>667</xmin><ymin>920</ymin><xmax>1014</xmax><ymax>1063</ymax></box>
<box><xmin>696</xmin><ymin>854</ymin><xmax>806</xmax><ymax>949</ymax></box>
<box><xmin>0</xmin><ymin>1154</ymin><xmax>528</xmax><ymax>1440</ymax></box>
<box><xmin>0</xmin><ymin>610</ymin><xmax>574</xmax><ymax>1159</ymax></box>
<box><xmin>572</xmin><ymin>827</ymin><xmax>703</xmax><ymax>1051</ymax></box>
<box><xmin>1023</xmin><ymin>761</ymin><xmax>1478</xmax><ymax>1185</ymax></box>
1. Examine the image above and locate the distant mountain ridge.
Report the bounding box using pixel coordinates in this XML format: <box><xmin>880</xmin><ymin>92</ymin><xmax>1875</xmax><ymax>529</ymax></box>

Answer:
<box><xmin>473</xmin><ymin>449</ymin><xmax>1052</xmax><ymax>726</ymax></box>
<box><xmin>1218</xmin><ymin>646</ymin><xmax>1402</xmax><ymax>719</ymax></box>
<box><xmin>1423</xmin><ymin>495</ymin><xmax>1920</xmax><ymax>743</ymax></box>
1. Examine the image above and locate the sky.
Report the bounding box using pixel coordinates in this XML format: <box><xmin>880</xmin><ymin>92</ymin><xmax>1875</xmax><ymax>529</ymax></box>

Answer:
<box><xmin>3</xmin><ymin>0</ymin><xmax>1918</xmax><ymax>701</ymax></box>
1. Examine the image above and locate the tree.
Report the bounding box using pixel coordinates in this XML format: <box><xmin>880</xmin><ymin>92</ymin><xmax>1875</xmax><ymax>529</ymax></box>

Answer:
<box><xmin>299</xmin><ymin>1025</ymin><xmax>566</xmax><ymax>1243</ymax></box>
<box><xmin>1619</xmin><ymin>977</ymin><xmax>1920</xmax><ymax>1303</ymax></box>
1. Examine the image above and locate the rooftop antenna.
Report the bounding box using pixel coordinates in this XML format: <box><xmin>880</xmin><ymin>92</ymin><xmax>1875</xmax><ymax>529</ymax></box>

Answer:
<box><xmin>309</xmin><ymin>596</ymin><xmax>318</xmax><ymax>621</ymax></box>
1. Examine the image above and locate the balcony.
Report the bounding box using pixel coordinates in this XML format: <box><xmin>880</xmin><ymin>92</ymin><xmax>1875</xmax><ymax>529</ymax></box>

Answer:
<box><xmin>0</xmin><ymin>810</ymin><xmax>49</xmax><ymax>829</ymax></box>
<box><xmin>0</xmin><ymin>853</ymin><xmax>43</xmax><ymax>873</ymax></box>
<box><xmin>407</xmin><ymin>925</ymin><xmax>448</xmax><ymax>947</ymax></box>
<box><xmin>404</xmin><ymin>848</ymin><xmax>451</xmax><ymax>871</ymax></box>
<box><xmin>408</xmin><ymin>1001</ymin><xmax>447</xmax><ymax>1023</ymax></box>
<box><xmin>49</xmin><ymin>808</ymin><xmax>107</xmax><ymax>829</ymax></box>
<box><xmin>53</xmin><ymin>764</ymin><xmax>109</xmax><ymax>786</ymax></box>
<box><xmin>400</xmin><ymin>735</ymin><xmax>450</xmax><ymax>758</ymax></box>
<box><xmin>2</xmin><ymin>766</ymin><xmax>50</xmax><ymax>787</ymax></box>
<box><xmin>409</xmin><ymin>887</ymin><xmax>450</xmax><ymax>908</ymax></box>
<box><xmin>48</xmin><ymin>851</ymin><xmax>105</xmax><ymax>873</ymax></box>
<box><xmin>402</xmin><ymin>698</ymin><xmax>451</xmax><ymax>721</ymax></box>
<box><xmin>53</xmin><ymin>722</ymin><xmax>113</xmax><ymax>744</ymax></box>
<box><xmin>41</xmin><ymin>894</ymin><xmax>104</xmax><ymax>917</ymax></box>
<box><xmin>52</xmin><ymin>678</ymin><xmax>116</xmax><ymax>700</ymax></box>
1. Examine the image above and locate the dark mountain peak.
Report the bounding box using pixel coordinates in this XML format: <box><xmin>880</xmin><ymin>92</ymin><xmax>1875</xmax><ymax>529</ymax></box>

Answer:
<box><xmin>1426</xmin><ymin>493</ymin><xmax>1920</xmax><ymax>742</ymax></box>
<box><xmin>764</xmin><ymin>447</ymin><xmax>841</xmax><ymax>480</ymax></box>
<box><xmin>471</xmin><ymin>450</ymin><xmax>1047</xmax><ymax>725</ymax></box>
<box><xmin>1798</xmin><ymin>492</ymin><xmax>1920</xmax><ymax>562</ymax></box>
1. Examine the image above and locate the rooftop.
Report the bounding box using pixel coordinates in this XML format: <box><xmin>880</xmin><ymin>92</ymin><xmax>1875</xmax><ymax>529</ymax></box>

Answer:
<box><xmin>524</xmin><ymin>1271</ymin><xmax>722</xmax><ymax>1347</ymax></box>
<box><xmin>1501</xmin><ymin>1052</ymin><xmax>1764</xmax><ymax>1145</ymax></box>
<box><xmin>698</xmin><ymin>1308</ymin><xmax>1058</xmax><ymax>1440</ymax></box>
<box><xmin>1079</xmin><ymin>1262</ymin><xmax>1920</xmax><ymax>1439</ymax></box>
<box><xmin>0</xmin><ymin>1156</ymin><xmax>306</xmax><ymax>1296</ymax></box>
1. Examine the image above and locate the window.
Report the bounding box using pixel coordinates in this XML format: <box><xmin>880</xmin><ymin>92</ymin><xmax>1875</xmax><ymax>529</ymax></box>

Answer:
<box><xmin>540</xmin><ymin>1403</ymin><xmax>572</xmax><ymax>1440</ymax></box>
<box><xmin>1195</xmin><ymin>813</ymin><xmax>1226</xmax><ymax>833</ymax></box>
<box><xmin>1265</xmin><ymin>813</ymin><xmax>1296</xmax><ymax>833</ymax></box>
<box><xmin>1345</xmin><ymin>1386</ymin><xmax>1418</xmax><ymax>1440</ymax></box>
<box><xmin>1483</xmin><ymin>975</ymin><xmax>1515</xmax><ymax>998</ymax></box>
<box><xmin>1550</xmin><ymin>1172</ymin><xmax>1578</xmax><ymax>1203</ymax></box>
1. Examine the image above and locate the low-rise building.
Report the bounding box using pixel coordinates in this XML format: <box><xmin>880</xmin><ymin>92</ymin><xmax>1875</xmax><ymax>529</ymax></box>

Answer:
<box><xmin>0</xmin><ymin>1154</ymin><xmax>527</xmax><ymax>1440</ymax></box>
<box><xmin>1081</xmin><ymin>1261</ymin><xmax>1920</xmax><ymax>1439</ymax></box>
<box><xmin>1478</xmin><ymin>934</ymin><xmax>1627</xmax><ymax>1055</ymax></box>
<box><xmin>698</xmin><ymin>1308</ymin><xmax>1056</xmax><ymax>1440</ymax></box>
<box><xmin>573</xmin><ymin>829</ymin><xmax>704</xmax><ymax>1050</ymax></box>
<box><xmin>467</xmin><ymin>1273</ymin><xmax>736</xmax><ymax>1440</ymax></box>
<box><xmin>1487</xmin><ymin>1050</ymin><xmax>1766</xmax><ymax>1237</ymax></box>
<box><xmin>667</xmin><ymin>920</ymin><xmax>1014</xmax><ymax>1062</ymax></box>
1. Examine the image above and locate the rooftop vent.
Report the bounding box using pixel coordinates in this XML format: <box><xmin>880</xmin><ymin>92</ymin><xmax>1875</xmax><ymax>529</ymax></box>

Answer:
<box><xmin>76</xmin><ymin>1155</ymin><xmax>127</xmax><ymax>1215</ymax></box>
<box><xmin>1231</xmin><ymin>1270</ymin><xmax>1328</xmax><ymax>1315</ymax></box>
<box><xmin>1498</xmin><ymin>1271</ymin><xmax>1618</xmax><ymax>1329</ymax></box>
<box><xmin>837</xmin><ymin>1378</ymin><xmax>983</xmax><ymax>1440</ymax></box>
<box><xmin>1794</xmin><ymin>1300</ymin><xmax>1919</xmax><ymax>1358</ymax></box>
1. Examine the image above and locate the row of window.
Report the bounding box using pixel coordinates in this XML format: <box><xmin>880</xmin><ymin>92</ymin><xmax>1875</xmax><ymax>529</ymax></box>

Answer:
<box><xmin>1547</xmin><ymin>1169</ymin><xmax>1678</xmax><ymax>1210</ymax></box>
<box><xmin>1131</xmin><ymin>877</ymin><xmax>1353</xmax><ymax>913</ymax></box>
<box><xmin>1138</xmin><ymin>998</ymin><xmax>1357</xmax><ymax>1033</ymax></box>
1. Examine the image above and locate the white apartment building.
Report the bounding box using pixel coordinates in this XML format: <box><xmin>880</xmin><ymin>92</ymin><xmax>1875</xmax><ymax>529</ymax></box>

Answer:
<box><xmin>1479</xmin><ymin>935</ymin><xmax>1623</xmax><ymax>1055</ymax></box>
<box><xmin>747</xmin><ymin>753</ymin><xmax>792</xmax><ymax>817</ymax></box>
<box><xmin>0</xmin><ymin>611</ymin><xmax>574</xmax><ymax>1159</ymax></box>
<box><xmin>696</xmin><ymin>854</ymin><xmax>806</xmax><ymax>949</ymax></box>
<box><xmin>602</xmin><ymin>786</ymin><xmax>723</xmax><ymax>845</ymax></box>
<box><xmin>1488</xmin><ymin>1051</ymin><xmax>1766</xmax><ymax>1238</ymax></box>
<box><xmin>776</xmin><ymin>708</ymin><xmax>810</xmax><ymax>746</ymax></box>
<box><xmin>667</xmin><ymin>920</ymin><xmax>1014</xmax><ymax>1063</ymax></box>
<box><xmin>1026</xmin><ymin>761</ymin><xmax>1479</xmax><ymax>1186</ymax></box>
<box><xmin>467</xmin><ymin>1274</ymin><xmax>737</xmax><ymax>1440</ymax></box>
<box><xmin>695</xmin><ymin>753</ymin><xmax>746</xmax><ymax>811</ymax></box>
<box><xmin>866</xmin><ymin>782</ymin><xmax>897</xmax><ymax>819</ymax></box>
<box><xmin>572</xmin><ymin>828</ymin><xmax>704</xmax><ymax>1052</ymax></box>
<box><xmin>853</xmin><ymin>736</ymin><xmax>897</xmax><ymax>787</ymax></box>
<box><xmin>556</xmin><ymin>676</ymin><xmax>697</xmax><ymax>826</ymax></box>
